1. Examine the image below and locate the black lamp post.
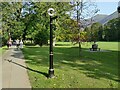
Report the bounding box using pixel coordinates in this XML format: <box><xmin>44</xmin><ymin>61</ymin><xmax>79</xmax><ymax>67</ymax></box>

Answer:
<box><xmin>118</xmin><ymin>7</ymin><xmax>120</xmax><ymax>13</ymax></box>
<box><xmin>48</xmin><ymin>8</ymin><xmax>57</xmax><ymax>78</ymax></box>
<box><xmin>48</xmin><ymin>15</ymin><xmax>54</xmax><ymax>78</ymax></box>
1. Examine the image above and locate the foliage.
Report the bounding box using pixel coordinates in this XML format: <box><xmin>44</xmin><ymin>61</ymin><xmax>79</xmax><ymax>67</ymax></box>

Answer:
<box><xmin>90</xmin><ymin>22</ymin><xmax>103</xmax><ymax>41</ymax></box>
<box><xmin>1</xmin><ymin>1</ymin><xmax>119</xmax><ymax>47</ymax></box>
<box><xmin>56</xmin><ymin>18</ymin><xmax>78</xmax><ymax>42</ymax></box>
<box><xmin>1</xmin><ymin>2</ymin><xmax>73</xmax><ymax>46</ymax></box>
<box><xmin>33</xmin><ymin>29</ymin><xmax>48</xmax><ymax>47</ymax></box>
<box><xmin>84</xmin><ymin>17</ymin><xmax>120</xmax><ymax>42</ymax></box>
<box><xmin>31</xmin><ymin>2</ymin><xmax>73</xmax><ymax>46</ymax></box>
<box><xmin>103</xmin><ymin>18</ymin><xmax>120</xmax><ymax>41</ymax></box>
<box><xmin>1</xmin><ymin>2</ymin><xmax>24</xmax><ymax>45</ymax></box>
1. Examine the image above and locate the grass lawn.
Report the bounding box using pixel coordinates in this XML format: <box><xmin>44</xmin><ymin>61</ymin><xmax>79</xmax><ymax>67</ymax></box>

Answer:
<box><xmin>22</xmin><ymin>42</ymin><xmax>119</xmax><ymax>88</ymax></box>
<box><xmin>0</xmin><ymin>46</ymin><xmax>7</xmax><ymax>54</ymax></box>
<box><xmin>0</xmin><ymin>48</ymin><xmax>2</xmax><ymax>53</ymax></box>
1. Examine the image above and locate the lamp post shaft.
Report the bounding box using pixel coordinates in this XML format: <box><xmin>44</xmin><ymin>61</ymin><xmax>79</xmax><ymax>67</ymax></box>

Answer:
<box><xmin>48</xmin><ymin>16</ymin><xmax>54</xmax><ymax>78</ymax></box>
<box><xmin>118</xmin><ymin>1</ymin><xmax>120</xmax><ymax>17</ymax></box>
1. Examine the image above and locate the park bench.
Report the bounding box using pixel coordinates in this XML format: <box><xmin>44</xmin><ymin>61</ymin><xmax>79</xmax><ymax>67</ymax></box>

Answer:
<box><xmin>89</xmin><ymin>43</ymin><xmax>100</xmax><ymax>51</ymax></box>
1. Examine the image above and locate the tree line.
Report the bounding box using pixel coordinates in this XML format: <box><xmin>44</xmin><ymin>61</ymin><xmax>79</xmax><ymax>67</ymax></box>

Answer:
<box><xmin>84</xmin><ymin>18</ymin><xmax>120</xmax><ymax>42</ymax></box>
<box><xmin>0</xmin><ymin>2</ymin><xmax>119</xmax><ymax>47</ymax></box>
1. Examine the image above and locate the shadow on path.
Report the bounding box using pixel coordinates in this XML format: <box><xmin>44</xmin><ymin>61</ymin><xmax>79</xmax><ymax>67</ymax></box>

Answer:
<box><xmin>4</xmin><ymin>59</ymin><xmax>48</xmax><ymax>78</ymax></box>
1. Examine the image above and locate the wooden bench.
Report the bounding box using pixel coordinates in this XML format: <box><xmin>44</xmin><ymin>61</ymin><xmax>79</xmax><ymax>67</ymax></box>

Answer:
<box><xmin>89</xmin><ymin>44</ymin><xmax>100</xmax><ymax>51</ymax></box>
<box><xmin>89</xmin><ymin>48</ymin><xmax>100</xmax><ymax>51</ymax></box>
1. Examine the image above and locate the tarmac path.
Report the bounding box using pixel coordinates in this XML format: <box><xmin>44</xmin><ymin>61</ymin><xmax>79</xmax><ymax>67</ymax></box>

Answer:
<box><xmin>1</xmin><ymin>46</ymin><xmax>31</xmax><ymax>89</ymax></box>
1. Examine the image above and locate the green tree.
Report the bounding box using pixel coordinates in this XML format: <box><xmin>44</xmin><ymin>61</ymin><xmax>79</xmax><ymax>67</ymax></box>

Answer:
<box><xmin>104</xmin><ymin>18</ymin><xmax>120</xmax><ymax>41</ymax></box>
<box><xmin>1</xmin><ymin>2</ymin><xmax>24</xmax><ymax>45</ymax></box>
<box><xmin>34</xmin><ymin>29</ymin><xmax>48</xmax><ymax>47</ymax></box>
<box><xmin>90</xmin><ymin>22</ymin><xmax>103</xmax><ymax>41</ymax></box>
<box><xmin>31</xmin><ymin>2</ymin><xmax>72</xmax><ymax>45</ymax></box>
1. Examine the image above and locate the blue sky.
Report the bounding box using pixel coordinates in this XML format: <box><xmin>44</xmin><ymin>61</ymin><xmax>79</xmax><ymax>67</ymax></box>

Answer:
<box><xmin>96</xmin><ymin>2</ymin><xmax>118</xmax><ymax>15</ymax></box>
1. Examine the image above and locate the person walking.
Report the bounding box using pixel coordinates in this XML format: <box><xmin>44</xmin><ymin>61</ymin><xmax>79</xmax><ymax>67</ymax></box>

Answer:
<box><xmin>7</xmin><ymin>40</ymin><xmax>10</xmax><ymax>49</ymax></box>
<box><xmin>16</xmin><ymin>39</ymin><xmax>20</xmax><ymax>50</ymax></box>
<box><xmin>20</xmin><ymin>39</ymin><xmax>23</xmax><ymax>49</ymax></box>
<box><xmin>9</xmin><ymin>40</ymin><xmax>12</xmax><ymax>47</ymax></box>
<box><xmin>7</xmin><ymin>39</ymin><xmax>12</xmax><ymax>49</ymax></box>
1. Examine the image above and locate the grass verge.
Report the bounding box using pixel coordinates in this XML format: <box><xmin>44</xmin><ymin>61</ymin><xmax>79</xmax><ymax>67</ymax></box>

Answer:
<box><xmin>22</xmin><ymin>42</ymin><xmax>119</xmax><ymax>88</ymax></box>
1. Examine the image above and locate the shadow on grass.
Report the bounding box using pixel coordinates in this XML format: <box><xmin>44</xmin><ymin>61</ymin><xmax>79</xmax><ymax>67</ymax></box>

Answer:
<box><xmin>55</xmin><ymin>44</ymin><xmax>72</xmax><ymax>46</ymax></box>
<box><xmin>60</xmin><ymin>48</ymin><xmax>119</xmax><ymax>83</ymax></box>
<box><xmin>22</xmin><ymin>46</ymin><xmax>119</xmax><ymax>83</ymax></box>
<box><xmin>5</xmin><ymin>59</ymin><xmax>48</xmax><ymax>77</ymax></box>
<box><xmin>2</xmin><ymin>47</ymin><xmax>9</xmax><ymax>50</ymax></box>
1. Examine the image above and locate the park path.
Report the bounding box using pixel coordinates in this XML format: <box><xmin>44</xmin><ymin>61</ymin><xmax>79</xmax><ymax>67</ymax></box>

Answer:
<box><xmin>1</xmin><ymin>46</ymin><xmax>31</xmax><ymax>89</ymax></box>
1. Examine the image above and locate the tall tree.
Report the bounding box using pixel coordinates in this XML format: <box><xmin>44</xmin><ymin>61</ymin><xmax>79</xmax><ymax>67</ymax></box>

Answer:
<box><xmin>30</xmin><ymin>2</ymin><xmax>73</xmax><ymax>46</ymax></box>
<box><xmin>69</xmin><ymin>0</ymin><xmax>99</xmax><ymax>56</ymax></box>
<box><xmin>104</xmin><ymin>18</ymin><xmax>120</xmax><ymax>41</ymax></box>
<box><xmin>90</xmin><ymin>22</ymin><xmax>103</xmax><ymax>41</ymax></box>
<box><xmin>1</xmin><ymin>2</ymin><xmax>24</xmax><ymax>45</ymax></box>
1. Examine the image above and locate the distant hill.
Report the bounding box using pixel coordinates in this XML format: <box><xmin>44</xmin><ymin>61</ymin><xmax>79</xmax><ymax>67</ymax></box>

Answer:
<box><xmin>92</xmin><ymin>14</ymin><xmax>108</xmax><ymax>23</ymax></box>
<box><xmin>83</xmin><ymin>11</ymin><xmax>118</xmax><ymax>26</ymax></box>
<box><xmin>99</xmin><ymin>11</ymin><xmax>118</xmax><ymax>24</ymax></box>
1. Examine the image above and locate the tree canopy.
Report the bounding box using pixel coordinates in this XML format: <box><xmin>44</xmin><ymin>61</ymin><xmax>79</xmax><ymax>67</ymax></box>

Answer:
<box><xmin>1</xmin><ymin>2</ymin><xmax>119</xmax><ymax>46</ymax></box>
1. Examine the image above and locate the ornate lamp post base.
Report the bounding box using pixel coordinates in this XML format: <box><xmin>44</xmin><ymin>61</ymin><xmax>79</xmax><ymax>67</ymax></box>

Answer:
<box><xmin>48</xmin><ymin>69</ymin><xmax>55</xmax><ymax>78</ymax></box>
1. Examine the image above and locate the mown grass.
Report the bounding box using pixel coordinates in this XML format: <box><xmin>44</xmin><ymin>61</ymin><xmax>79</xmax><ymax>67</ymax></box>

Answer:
<box><xmin>22</xmin><ymin>42</ymin><xmax>119</xmax><ymax>88</ymax></box>
<box><xmin>0</xmin><ymin>48</ymin><xmax>2</xmax><ymax>52</ymax></box>
<box><xmin>0</xmin><ymin>46</ymin><xmax>7</xmax><ymax>54</ymax></box>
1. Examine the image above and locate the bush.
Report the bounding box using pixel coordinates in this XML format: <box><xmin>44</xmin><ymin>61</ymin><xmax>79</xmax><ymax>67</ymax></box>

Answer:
<box><xmin>2</xmin><ymin>37</ymin><xmax>7</xmax><ymax>46</ymax></box>
<box><xmin>33</xmin><ymin>31</ymin><xmax>48</xmax><ymax>47</ymax></box>
<box><xmin>24</xmin><ymin>42</ymin><xmax>35</xmax><ymax>46</ymax></box>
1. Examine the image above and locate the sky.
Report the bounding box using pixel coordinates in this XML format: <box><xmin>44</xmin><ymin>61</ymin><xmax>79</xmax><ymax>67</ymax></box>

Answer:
<box><xmin>95</xmin><ymin>1</ymin><xmax>119</xmax><ymax>15</ymax></box>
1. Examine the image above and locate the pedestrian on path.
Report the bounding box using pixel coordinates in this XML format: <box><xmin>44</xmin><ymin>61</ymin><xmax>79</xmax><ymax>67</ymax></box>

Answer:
<box><xmin>16</xmin><ymin>39</ymin><xmax>20</xmax><ymax>50</ymax></box>
<box><xmin>6</xmin><ymin>41</ymin><xmax>9</xmax><ymax>49</ymax></box>
<box><xmin>20</xmin><ymin>39</ymin><xmax>23</xmax><ymax>49</ymax></box>
<box><xmin>7</xmin><ymin>39</ymin><xmax>12</xmax><ymax>49</ymax></box>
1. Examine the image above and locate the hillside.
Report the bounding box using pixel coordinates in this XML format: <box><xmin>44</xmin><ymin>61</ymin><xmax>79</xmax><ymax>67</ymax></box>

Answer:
<box><xmin>92</xmin><ymin>14</ymin><xmax>108</xmax><ymax>23</ymax></box>
<box><xmin>83</xmin><ymin>11</ymin><xmax>118</xmax><ymax>26</ymax></box>
<box><xmin>99</xmin><ymin>11</ymin><xmax>118</xmax><ymax>24</ymax></box>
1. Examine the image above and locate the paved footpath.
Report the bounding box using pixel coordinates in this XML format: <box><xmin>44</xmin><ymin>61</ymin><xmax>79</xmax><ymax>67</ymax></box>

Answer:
<box><xmin>1</xmin><ymin>46</ymin><xmax>31</xmax><ymax>89</ymax></box>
